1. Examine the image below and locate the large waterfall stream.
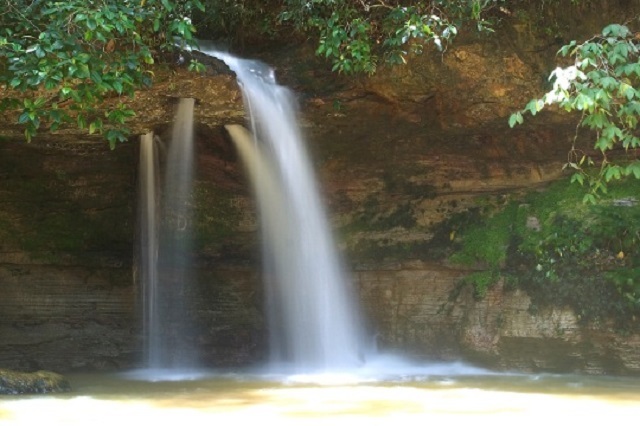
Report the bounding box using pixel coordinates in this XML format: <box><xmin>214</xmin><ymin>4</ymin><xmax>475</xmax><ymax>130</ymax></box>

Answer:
<box><xmin>216</xmin><ymin>51</ymin><xmax>368</xmax><ymax>373</ymax></box>
<box><xmin>137</xmin><ymin>52</ymin><xmax>369</xmax><ymax>375</ymax></box>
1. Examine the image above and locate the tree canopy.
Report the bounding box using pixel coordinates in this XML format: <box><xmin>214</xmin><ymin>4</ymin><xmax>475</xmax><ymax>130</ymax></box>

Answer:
<box><xmin>510</xmin><ymin>21</ymin><xmax>640</xmax><ymax>200</ymax></box>
<box><xmin>0</xmin><ymin>0</ymin><xmax>639</xmax><ymax>186</ymax></box>
<box><xmin>0</xmin><ymin>0</ymin><xmax>204</xmax><ymax>147</ymax></box>
<box><xmin>0</xmin><ymin>0</ymin><xmax>502</xmax><ymax>146</ymax></box>
<box><xmin>193</xmin><ymin>1</ymin><xmax>500</xmax><ymax>69</ymax></box>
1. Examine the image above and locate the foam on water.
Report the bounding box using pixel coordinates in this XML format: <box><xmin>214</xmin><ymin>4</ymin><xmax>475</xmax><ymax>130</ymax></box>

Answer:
<box><xmin>122</xmin><ymin>368</ymin><xmax>215</xmax><ymax>382</ymax></box>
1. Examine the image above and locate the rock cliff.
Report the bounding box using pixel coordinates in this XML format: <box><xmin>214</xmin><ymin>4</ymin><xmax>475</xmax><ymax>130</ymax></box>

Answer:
<box><xmin>1</xmin><ymin>0</ymin><xmax>639</xmax><ymax>374</ymax></box>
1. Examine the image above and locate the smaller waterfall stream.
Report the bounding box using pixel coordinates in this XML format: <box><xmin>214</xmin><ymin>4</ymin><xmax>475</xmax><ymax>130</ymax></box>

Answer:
<box><xmin>139</xmin><ymin>133</ymin><xmax>159</xmax><ymax>368</ymax></box>
<box><xmin>211</xmin><ymin>51</ymin><xmax>369</xmax><ymax>372</ymax></box>
<box><xmin>138</xmin><ymin>98</ymin><xmax>197</xmax><ymax>373</ymax></box>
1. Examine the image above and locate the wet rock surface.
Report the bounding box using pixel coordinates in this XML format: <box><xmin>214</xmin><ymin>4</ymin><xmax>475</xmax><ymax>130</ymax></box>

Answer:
<box><xmin>0</xmin><ymin>369</ymin><xmax>71</xmax><ymax>395</ymax></box>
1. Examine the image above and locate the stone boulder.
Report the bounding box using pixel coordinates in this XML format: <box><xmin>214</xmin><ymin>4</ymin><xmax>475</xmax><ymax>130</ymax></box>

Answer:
<box><xmin>0</xmin><ymin>369</ymin><xmax>71</xmax><ymax>395</ymax></box>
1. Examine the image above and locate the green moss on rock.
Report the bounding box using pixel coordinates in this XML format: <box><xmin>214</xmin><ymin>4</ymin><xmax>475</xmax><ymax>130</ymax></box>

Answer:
<box><xmin>450</xmin><ymin>177</ymin><xmax>640</xmax><ymax>325</ymax></box>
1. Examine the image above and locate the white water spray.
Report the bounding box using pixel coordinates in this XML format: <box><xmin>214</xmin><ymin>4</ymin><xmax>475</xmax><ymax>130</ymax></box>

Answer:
<box><xmin>212</xmin><ymin>51</ymin><xmax>368</xmax><ymax>372</ymax></box>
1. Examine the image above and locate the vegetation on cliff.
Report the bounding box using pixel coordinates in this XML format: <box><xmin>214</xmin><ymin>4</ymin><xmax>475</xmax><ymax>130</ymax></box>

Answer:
<box><xmin>0</xmin><ymin>0</ymin><xmax>205</xmax><ymax>147</ymax></box>
<box><xmin>511</xmin><ymin>22</ymin><xmax>640</xmax><ymax>199</ymax></box>
<box><xmin>450</xmin><ymin>177</ymin><xmax>640</xmax><ymax>326</ymax></box>
<box><xmin>0</xmin><ymin>1</ymin><xmax>637</xmax><ymax>191</ymax></box>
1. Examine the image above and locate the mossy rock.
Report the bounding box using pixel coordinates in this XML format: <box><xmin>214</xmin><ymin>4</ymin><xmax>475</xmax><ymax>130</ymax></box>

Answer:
<box><xmin>0</xmin><ymin>369</ymin><xmax>71</xmax><ymax>395</ymax></box>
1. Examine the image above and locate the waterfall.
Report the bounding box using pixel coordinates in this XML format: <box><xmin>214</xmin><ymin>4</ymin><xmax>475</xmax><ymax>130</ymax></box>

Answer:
<box><xmin>212</xmin><ymin>51</ymin><xmax>368</xmax><ymax>372</ymax></box>
<box><xmin>139</xmin><ymin>132</ymin><xmax>159</xmax><ymax>368</ymax></box>
<box><xmin>138</xmin><ymin>98</ymin><xmax>197</xmax><ymax>372</ymax></box>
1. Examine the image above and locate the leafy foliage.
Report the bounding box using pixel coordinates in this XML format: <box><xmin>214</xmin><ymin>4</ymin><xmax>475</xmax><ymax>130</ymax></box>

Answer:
<box><xmin>460</xmin><ymin>270</ymin><xmax>500</xmax><ymax>299</ymax></box>
<box><xmin>449</xmin><ymin>201</ymin><xmax>516</xmax><ymax>269</ymax></box>
<box><xmin>448</xmin><ymin>200</ymin><xmax>517</xmax><ymax>299</ymax></box>
<box><xmin>192</xmin><ymin>1</ymin><xmax>589</xmax><ymax>75</ymax></box>
<box><xmin>510</xmin><ymin>21</ymin><xmax>640</xmax><ymax>198</ymax></box>
<box><xmin>0</xmin><ymin>0</ymin><xmax>629</xmax><ymax>148</ymax></box>
<box><xmin>0</xmin><ymin>0</ymin><xmax>204</xmax><ymax>148</ymax></box>
<box><xmin>450</xmin><ymin>179</ymin><xmax>640</xmax><ymax>324</ymax></box>
<box><xmin>193</xmin><ymin>0</ymin><xmax>283</xmax><ymax>45</ymax></box>
<box><xmin>279</xmin><ymin>0</ymin><xmax>505</xmax><ymax>74</ymax></box>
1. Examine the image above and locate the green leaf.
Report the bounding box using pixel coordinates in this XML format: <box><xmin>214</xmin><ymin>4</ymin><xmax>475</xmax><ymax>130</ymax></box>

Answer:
<box><xmin>112</xmin><ymin>80</ymin><xmax>123</xmax><ymax>94</ymax></box>
<box><xmin>604</xmin><ymin>165</ymin><xmax>622</xmax><ymax>181</ymax></box>
<box><xmin>622</xmin><ymin>135</ymin><xmax>640</xmax><ymax>149</ymax></box>
<box><xmin>508</xmin><ymin>112</ymin><xmax>523</xmax><ymax>128</ymax></box>
<box><xmin>193</xmin><ymin>0</ymin><xmax>205</xmax><ymax>12</ymax></box>
<box><xmin>161</xmin><ymin>0</ymin><xmax>174</xmax><ymax>12</ymax></box>
<box><xmin>625</xmin><ymin>162</ymin><xmax>640</xmax><ymax>179</ymax></box>
<box><xmin>599</xmin><ymin>76</ymin><xmax>617</xmax><ymax>90</ymax></box>
<box><xmin>582</xmin><ymin>111</ymin><xmax>608</xmax><ymax>129</ymax></box>
<box><xmin>49</xmin><ymin>109</ymin><xmax>64</xmax><ymax>123</ymax></box>
<box><xmin>570</xmin><ymin>172</ymin><xmax>584</xmax><ymax>185</ymax></box>
<box><xmin>89</xmin><ymin>119</ymin><xmax>103</xmax><ymax>135</ymax></box>
<box><xmin>614</xmin><ymin>42</ymin><xmax>629</xmax><ymax>59</ymax></box>
<box><xmin>45</xmin><ymin>79</ymin><xmax>59</xmax><ymax>90</ymax></box>
<box><xmin>602</xmin><ymin>24</ymin><xmax>629</xmax><ymax>38</ymax></box>
<box><xmin>582</xmin><ymin>193</ymin><xmax>597</xmax><ymax>205</ymax></box>
<box><xmin>18</xmin><ymin>111</ymin><xmax>30</xmax><ymax>124</ymax></box>
<box><xmin>105</xmin><ymin>128</ymin><xmax>129</xmax><ymax>149</ymax></box>
<box><xmin>558</xmin><ymin>40</ymin><xmax>577</xmax><ymax>56</ymax></box>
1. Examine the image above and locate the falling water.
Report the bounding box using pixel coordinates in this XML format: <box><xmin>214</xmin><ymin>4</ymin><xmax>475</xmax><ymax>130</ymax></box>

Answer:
<box><xmin>139</xmin><ymin>133</ymin><xmax>159</xmax><ymax>367</ymax></box>
<box><xmin>138</xmin><ymin>98</ymin><xmax>197</xmax><ymax>372</ymax></box>
<box><xmin>211</xmin><ymin>51</ymin><xmax>368</xmax><ymax>372</ymax></box>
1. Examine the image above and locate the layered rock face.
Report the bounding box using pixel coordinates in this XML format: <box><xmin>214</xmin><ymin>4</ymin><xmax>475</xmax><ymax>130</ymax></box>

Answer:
<box><xmin>0</xmin><ymin>141</ymin><xmax>137</xmax><ymax>371</ymax></box>
<box><xmin>357</xmin><ymin>264</ymin><xmax>640</xmax><ymax>374</ymax></box>
<box><xmin>0</xmin><ymin>131</ymin><xmax>265</xmax><ymax>372</ymax></box>
<box><xmin>1</xmin><ymin>1</ymin><xmax>639</xmax><ymax>374</ymax></box>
